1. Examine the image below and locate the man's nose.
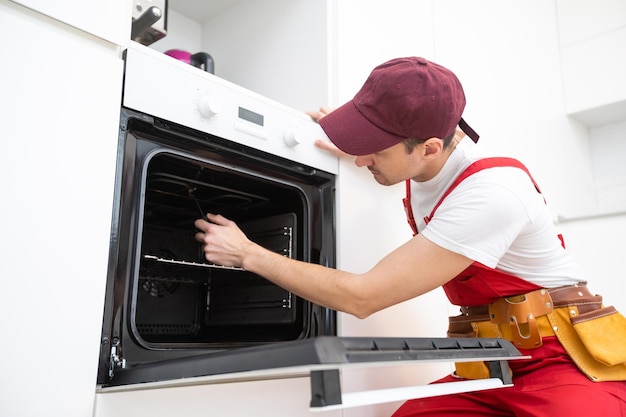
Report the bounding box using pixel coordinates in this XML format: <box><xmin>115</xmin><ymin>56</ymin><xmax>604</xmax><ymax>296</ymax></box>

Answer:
<box><xmin>354</xmin><ymin>154</ymin><xmax>373</xmax><ymax>167</ymax></box>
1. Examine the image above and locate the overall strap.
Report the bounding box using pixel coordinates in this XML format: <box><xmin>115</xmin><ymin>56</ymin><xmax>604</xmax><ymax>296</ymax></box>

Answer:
<box><xmin>424</xmin><ymin>157</ymin><xmax>543</xmax><ymax>225</ymax></box>
<box><xmin>403</xmin><ymin>157</ymin><xmax>546</xmax><ymax>236</ymax></box>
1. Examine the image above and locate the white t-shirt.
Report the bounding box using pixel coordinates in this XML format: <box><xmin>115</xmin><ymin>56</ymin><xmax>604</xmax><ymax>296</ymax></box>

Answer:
<box><xmin>412</xmin><ymin>148</ymin><xmax>583</xmax><ymax>288</ymax></box>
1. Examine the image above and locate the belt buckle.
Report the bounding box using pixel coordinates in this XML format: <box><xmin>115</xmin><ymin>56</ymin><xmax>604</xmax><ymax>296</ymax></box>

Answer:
<box><xmin>489</xmin><ymin>289</ymin><xmax>553</xmax><ymax>349</ymax></box>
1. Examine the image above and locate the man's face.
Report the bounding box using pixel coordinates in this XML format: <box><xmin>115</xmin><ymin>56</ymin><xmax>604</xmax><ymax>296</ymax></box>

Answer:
<box><xmin>353</xmin><ymin>142</ymin><xmax>417</xmax><ymax>186</ymax></box>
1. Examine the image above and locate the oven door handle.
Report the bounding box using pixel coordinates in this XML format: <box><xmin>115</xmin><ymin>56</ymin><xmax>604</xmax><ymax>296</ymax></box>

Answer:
<box><xmin>309</xmin><ymin>368</ymin><xmax>509</xmax><ymax>411</ymax></box>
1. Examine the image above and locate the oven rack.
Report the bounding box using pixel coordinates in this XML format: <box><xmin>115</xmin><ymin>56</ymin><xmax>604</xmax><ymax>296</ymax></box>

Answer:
<box><xmin>148</xmin><ymin>171</ymin><xmax>271</xmax><ymax>212</ymax></box>
<box><xmin>143</xmin><ymin>254</ymin><xmax>246</xmax><ymax>271</ymax></box>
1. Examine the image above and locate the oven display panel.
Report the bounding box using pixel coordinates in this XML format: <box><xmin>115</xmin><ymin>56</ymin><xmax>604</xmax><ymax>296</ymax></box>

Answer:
<box><xmin>238</xmin><ymin>106</ymin><xmax>264</xmax><ymax>126</ymax></box>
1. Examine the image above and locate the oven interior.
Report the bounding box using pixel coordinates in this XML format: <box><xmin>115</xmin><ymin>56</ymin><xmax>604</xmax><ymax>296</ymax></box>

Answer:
<box><xmin>105</xmin><ymin>113</ymin><xmax>336</xmax><ymax>361</ymax></box>
<box><xmin>136</xmin><ymin>152</ymin><xmax>307</xmax><ymax>345</ymax></box>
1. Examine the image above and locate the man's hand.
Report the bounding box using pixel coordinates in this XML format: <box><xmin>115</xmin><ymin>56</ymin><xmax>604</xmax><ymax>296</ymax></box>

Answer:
<box><xmin>314</xmin><ymin>139</ymin><xmax>350</xmax><ymax>158</ymax></box>
<box><xmin>305</xmin><ymin>106</ymin><xmax>334</xmax><ymax>122</ymax></box>
<box><xmin>307</xmin><ymin>106</ymin><xmax>352</xmax><ymax>159</ymax></box>
<box><xmin>194</xmin><ymin>213</ymin><xmax>252</xmax><ymax>268</ymax></box>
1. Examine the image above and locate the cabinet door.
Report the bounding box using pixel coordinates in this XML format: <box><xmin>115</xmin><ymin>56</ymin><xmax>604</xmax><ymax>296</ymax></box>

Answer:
<box><xmin>95</xmin><ymin>377</ymin><xmax>343</xmax><ymax>417</ymax></box>
<box><xmin>10</xmin><ymin>0</ymin><xmax>131</xmax><ymax>45</ymax></box>
<box><xmin>0</xmin><ymin>2</ymin><xmax>123</xmax><ymax>417</ymax></box>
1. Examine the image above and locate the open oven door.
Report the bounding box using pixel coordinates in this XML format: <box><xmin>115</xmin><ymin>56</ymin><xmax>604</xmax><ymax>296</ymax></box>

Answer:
<box><xmin>99</xmin><ymin>335</ymin><xmax>527</xmax><ymax>411</ymax></box>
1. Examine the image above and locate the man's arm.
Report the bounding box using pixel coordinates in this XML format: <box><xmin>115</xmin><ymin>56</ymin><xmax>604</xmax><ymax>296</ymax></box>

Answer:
<box><xmin>195</xmin><ymin>213</ymin><xmax>473</xmax><ymax>318</ymax></box>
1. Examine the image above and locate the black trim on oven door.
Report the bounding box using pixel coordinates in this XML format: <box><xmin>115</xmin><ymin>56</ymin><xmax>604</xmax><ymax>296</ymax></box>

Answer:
<box><xmin>104</xmin><ymin>336</ymin><xmax>525</xmax><ymax>389</ymax></box>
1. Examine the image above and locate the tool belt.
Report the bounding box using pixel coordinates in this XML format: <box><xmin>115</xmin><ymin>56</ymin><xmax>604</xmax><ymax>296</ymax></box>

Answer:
<box><xmin>447</xmin><ymin>283</ymin><xmax>626</xmax><ymax>382</ymax></box>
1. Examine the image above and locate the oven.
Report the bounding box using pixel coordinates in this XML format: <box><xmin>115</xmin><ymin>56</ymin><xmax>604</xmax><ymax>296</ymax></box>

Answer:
<box><xmin>97</xmin><ymin>42</ymin><xmax>525</xmax><ymax>410</ymax></box>
<box><xmin>97</xmin><ymin>41</ymin><xmax>339</xmax><ymax>383</ymax></box>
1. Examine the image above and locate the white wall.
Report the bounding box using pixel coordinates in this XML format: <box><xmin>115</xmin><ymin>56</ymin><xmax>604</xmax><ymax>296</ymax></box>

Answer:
<box><xmin>152</xmin><ymin>0</ymin><xmax>329</xmax><ymax>114</ymax></box>
<box><xmin>149</xmin><ymin>8</ymin><xmax>204</xmax><ymax>56</ymax></box>
<box><xmin>557</xmin><ymin>214</ymin><xmax>626</xmax><ymax>313</ymax></box>
<box><xmin>588</xmin><ymin>120</ymin><xmax>626</xmax><ymax>213</ymax></box>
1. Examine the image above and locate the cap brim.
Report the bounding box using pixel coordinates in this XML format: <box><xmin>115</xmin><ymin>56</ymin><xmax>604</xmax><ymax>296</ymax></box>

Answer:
<box><xmin>318</xmin><ymin>101</ymin><xmax>405</xmax><ymax>156</ymax></box>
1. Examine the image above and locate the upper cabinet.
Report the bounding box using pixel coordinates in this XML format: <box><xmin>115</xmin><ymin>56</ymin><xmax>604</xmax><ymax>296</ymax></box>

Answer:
<box><xmin>556</xmin><ymin>0</ymin><xmax>626</xmax><ymax>126</ymax></box>
<box><xmin>10</xmin><ymin>0</ymin><xmax>132</xmax><ymax>45</ymax></box>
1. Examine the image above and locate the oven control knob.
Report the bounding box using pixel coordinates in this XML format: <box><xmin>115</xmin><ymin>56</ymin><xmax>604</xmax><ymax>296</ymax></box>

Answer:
<box><xmin>197</xmin><ymin>94</ymin><xmax>222</xmax><ymax>118</ymax></box>
<box><xmin>283</xmin><ymin>127</ymin><xmax>303</xmax><ymax>147</ymax></box>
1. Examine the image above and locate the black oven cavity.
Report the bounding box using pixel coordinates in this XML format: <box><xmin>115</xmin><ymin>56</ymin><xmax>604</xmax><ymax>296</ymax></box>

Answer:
<box><xmin>98</xmin><ymin>110</ymin><xmax>336</xmax><ymax>384</ymax></box>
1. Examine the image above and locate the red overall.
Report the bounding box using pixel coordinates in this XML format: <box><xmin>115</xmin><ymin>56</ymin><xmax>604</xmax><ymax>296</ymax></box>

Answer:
<box><xmin>392</xmin><ymin>158</ymin><xmax>626</xmax><ymax>417</ymax></box>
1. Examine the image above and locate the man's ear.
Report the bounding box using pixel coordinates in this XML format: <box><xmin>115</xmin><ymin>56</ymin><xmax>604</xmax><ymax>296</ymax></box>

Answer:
<box><xmin>422</xmin><ymin>138</ymin><xmax>443</xmax><ymax>157</ymax></box>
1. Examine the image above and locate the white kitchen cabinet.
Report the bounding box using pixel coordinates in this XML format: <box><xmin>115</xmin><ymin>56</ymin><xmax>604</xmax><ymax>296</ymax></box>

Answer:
<box><xmin>560</xmin><ymin>27</ymin><xmax>626</xmax><ymax>126</ymax></box>
<box><xmin>95</xmin><ymin>377</ymin><xmax>342</xmax><ymax>417</ymax></box>
<box><xmin>9</xmin><ymin>0</ymin><xmax>131</xmax><ymax>45</ymax></box>
<box><xmin>556</xmin><ymin>0</ymin><xmax>626</xmax><ymax>126</ymax></box>
<box><xmin>0</xmin><ymin>2</ymin><xmax>124</xmax><ymax>416</ymax></box>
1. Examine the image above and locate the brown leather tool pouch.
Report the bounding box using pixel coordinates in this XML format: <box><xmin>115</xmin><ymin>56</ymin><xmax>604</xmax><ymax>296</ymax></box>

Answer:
<box><xmin>488</xmin><ymin>289</ymin><xmax>553</xmax><ymax>349</ymax></box>
<box><xmin>570</xmin><ymin>306</ymin><xmax>626</xmax><ymax>366</ymax></box>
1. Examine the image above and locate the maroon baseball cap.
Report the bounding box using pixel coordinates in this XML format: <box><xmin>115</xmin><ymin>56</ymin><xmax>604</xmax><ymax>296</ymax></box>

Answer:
<box><xmin>319</xmin><ymin>57</ymin><xmax>479</xmax><ymax>156</ymax></box>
